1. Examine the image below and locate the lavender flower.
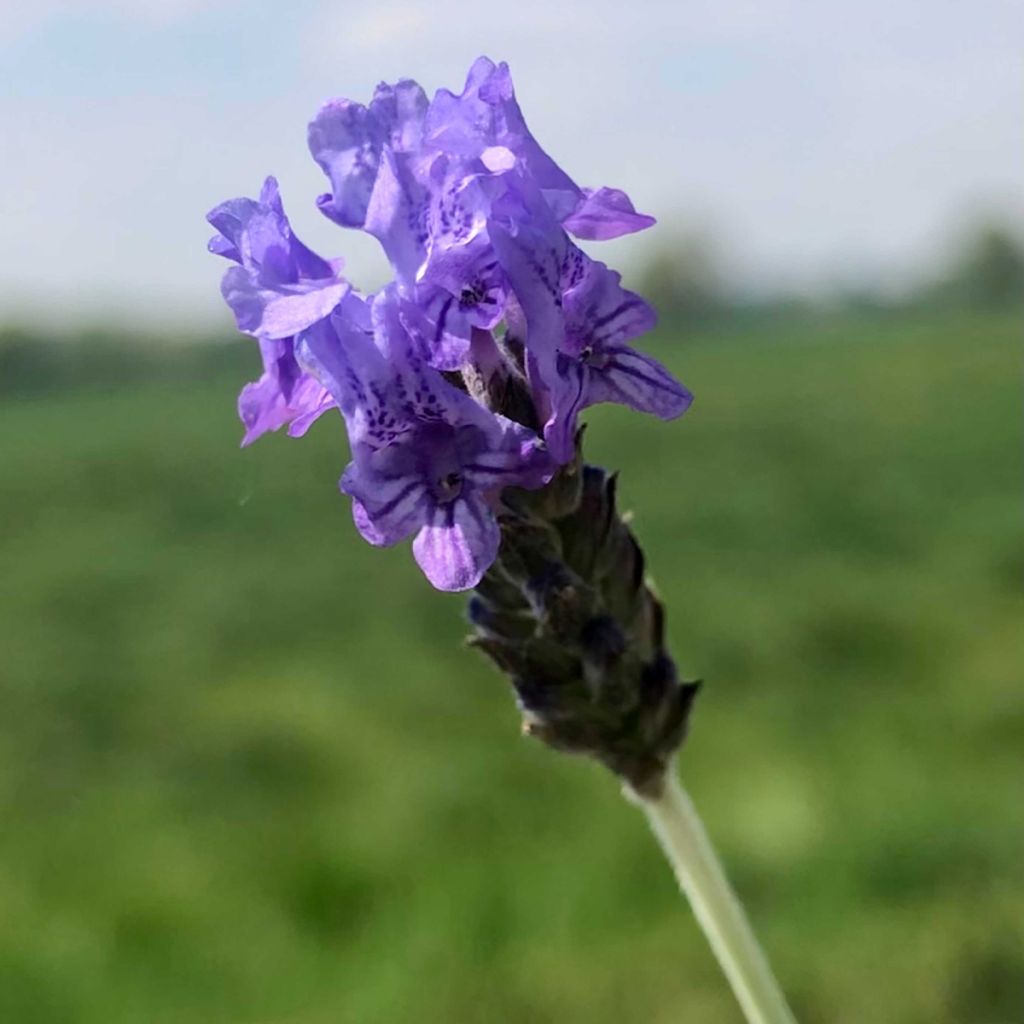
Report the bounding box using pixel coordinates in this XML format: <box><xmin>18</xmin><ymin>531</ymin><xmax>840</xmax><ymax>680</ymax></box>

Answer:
<box><xmin>298</xmin><ymin>287</ymin><xmax>549</xmax><ymax>591</ymax></box>
<box><xmin>309</xmin><ymin>57</ymin><xmax>655</xmax><ymax>292</ymax></box>
<box><xmin>414</xmin><ymin>235</ymin><xmax>507</xmax><ymax>370</ymax></box>
<box><xmin>541</xmin><ymin>252</ymin><xmax>693</xmax><ymax>461</ymax></box>
<box><xmin>208</xmin><ymin>57</ymin><xmax>691</xmax><ymax>589</ymax></box>
<box><xmin>207</xmin><ymin>176</ymin><xmax>347</xmax><ymax>444</ymax></box>
<box><xmin>308</xmin><ymin>79</ymin><xmax>429</xmax><ymax>231</ymax></box>
<box><xmin>425</xmin><ymin>57</ymin><xmax>656</xmax><ymax>239</ymax></box>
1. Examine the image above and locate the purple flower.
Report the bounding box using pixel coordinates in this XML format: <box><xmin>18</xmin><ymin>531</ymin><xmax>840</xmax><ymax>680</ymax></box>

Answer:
<box><xmin>425</xmin><ymin>57</ymin><xmax>656</xmax><ymax>240</ymax></box>
<box><xmin>489</xmin><ymin>182</ymin><xmax>690</xmax><ymax>461</ymax></box>
<box><xmin>309</xmin><ymin>80</ymin><xmax>436</xmax><ymax>287</ymax></box>
<box><xmin>361</xmin><ymin>127</ymin><xmax>498</xmax><ymax>290</ymax></box>
<box><xmin>207</xmin><ymin>176</ymin><xmax>348</xmax><ymax>444</ymax></box>
<box><xmin>308</xmin><ymin>79</ymin><xmax>429</xmax><ymax>229</ymax></box>
<box><xmin>368</xmin><ymin>159</ymin><xmax>510</xmax><ymax>369</ymax></box>
<box><xmin>413</xmin><ymin>230</ymin><xmax>508</xmax><ymax>369</ymax></box>
<box><xmin>424</xmin><ymin>58</ymin><xmax>579</xmax><ymax>219</ymax></box>
<box><xmin>547</xmin><ymin>257</ymin><xmax>692</xmax><ymax>458</ymax></box>
<box><xmin>298</xmin><ymin>287</ymin><xmax>549</xmax><ymax>591</ymax></box>
<box><xmin>210</xmin><ymin>58</ymin><xmax>691</xmax><ymax>592</ymax></box>
<box><xmin>561</xmin><ymin>187</ymin><xmax>657</xmax><ymax>242</ymax></box>
<box><xmin>236</xmin><ymin>338</ymin><xmax>337</xmax><ymax>446</ymax></box>
<box><xmin>208</xmin><ymin>176</ymin><xmax>350</xmax><ymax>340</ymax></box>
<box><xmin>309</xmin><ymin>58</ymin><xmax>654</xmax><ymax>294</ymax></box>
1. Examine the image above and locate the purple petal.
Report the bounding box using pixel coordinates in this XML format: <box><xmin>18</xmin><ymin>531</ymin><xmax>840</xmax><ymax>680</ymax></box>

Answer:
<box><xmin>308</xmin><ymin>100</ymin><xmax>384</xmax><ymax>228</ymax></box>
<box><xmin>350</xmin><ymin>499</ymin><xmax>387</xmax><ymax>545</ymax></box>
<box><xmin>287</xmin><ymin>384</ymin><xmax>337</xmax><ymax>437</ymax></box>
<box><xmin>370</xmin><ymin>287</ymin><xmax>491</xmax><ymax>429</ymax></box>
<box><xmin>425</xmin><ymin>57</ymin><xmax>579</xmax><ymax>218</ymax></box>
<box><xmin>368</xmin><ymin>79</ymin><xmax>429</xmax><ymax>152</ymax></box>
<box><xmin>207</xmin><ymin>176</ymin><xmax>334</xmax><ymax>284</ymax></box>
<box><xmin>220</xmin><ymin>267</ymin><xmax>349</xmax><ymax>340</ymax></box>
<box><xmin>588</xmin><ymin>346</ymin><xmax>693</xmax><ymax>420</ymax></box>
<box><xmin>540</xmin><ymin>357</ymin><xmax>589</xmax><ymax>465</ymax></box>
<box><xmin>423</xmin><ymin>56</ymin><xmax>504</xmax><ymax>157</ymax></box>
<box><xmin>208</xmin><ymin>232</ymin><xmax>240</xmax><ymax>263</ymax></box>
<box><xmin>402</xmin><ymin>286</ymin><xmax>473</xmax><ymax>371</ymax></box>
<box><xmin>461</xmin><ymin>431</ymin><xmax>553</xmax><ymax>491</ymax></box>
<box><xmin>364</xmin><ymin>148</ymin><xmax>430</xmax><ymax>284</ymax></box>
<box><xmin>412</xmin><ymin>492</ymin><xmax>500</xmax><ymax>591</ymax></box>
<box><xmin>418</xmin><ymin>233</ymin><xmax>506</xmax><ymax>331</ymax></box>
<box><xmin>559</xmin><ymin>242</ymin><xmax>589</xmax><ymax>292</ymax></box>
<box><xmin>563</xmin><ymin>259</ymin><xmax>657</xmax><ymax>354</ymax></box>
<box><xmin>562</xmin><ymin>187</ymin><xmax>656</xmax><ymax>241</ymax></box>
<box><xmin>341</xmin><ymin>462</ymin><xmax>428</xmax><ymax>547</ymax></box>
<box><xmin>487</xmin><ymin>187</ymin><xmax>566</xmax><ymax>364</ymax></box>
<box><xmin>309</xmin><ymin>81</ymin><xmax>429</xmax><ymax>235</ymax></box>
<box><xmin>302</xmin><ymin>290</ymin><xmax>472</xmax><ymax>451</ymax></box>
<box><xmin>424</xmin><ymin>167</ymin><xmax>489</xmax><ymax>263</ymax></box>
<box><xmin>256</xmin><ymin>281</ymin><xmax>351</xmax><ymax>340</ymax></box>
<box><xmin>295</xmin><ymin>297</ymin><xmax>387</xmax><ymax>439</ymax></box>
<box><xmin>488</xmin><ymin>186</ymin><xmax>578</xmax><ymax>460</ymax></box>
<box><xmin>237</xmin><ymin>338</ymin><xmax>336</xmax><ymax>446</ymax></box>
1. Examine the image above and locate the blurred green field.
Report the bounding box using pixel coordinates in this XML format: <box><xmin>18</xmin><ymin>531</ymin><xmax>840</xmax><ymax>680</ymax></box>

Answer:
<box><xmin>1</xmin><ymin>310</ymin><xmax>1021</xmax><ymax>1023</ymax></box>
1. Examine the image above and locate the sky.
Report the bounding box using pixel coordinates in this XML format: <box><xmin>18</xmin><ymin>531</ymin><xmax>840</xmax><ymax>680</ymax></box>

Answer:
<box><xmin>1</xmin><ymin>0</ymin><xmax>1021</xmax><ymax>329</ymax></box>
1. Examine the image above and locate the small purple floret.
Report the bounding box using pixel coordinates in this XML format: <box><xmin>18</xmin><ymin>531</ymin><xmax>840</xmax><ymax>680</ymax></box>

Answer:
<box><xmin>298</xmin><ymin>288</ymin><xmax>549</xmax><ymax>590</ymax></box>
<box><xmin>207</xmin><ymin>176</ymin><xmax>346</xmax><ymax>444</ymax></box>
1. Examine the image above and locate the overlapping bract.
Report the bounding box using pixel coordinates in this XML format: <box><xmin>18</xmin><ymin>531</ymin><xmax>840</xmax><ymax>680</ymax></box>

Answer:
<box><xmin>208</xmin><ymin>57</ymin><xmax>691</xmax><ymax>590</ymax></box>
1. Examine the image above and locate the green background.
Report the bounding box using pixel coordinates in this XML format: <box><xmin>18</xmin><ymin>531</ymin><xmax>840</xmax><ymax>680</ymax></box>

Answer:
<box><xmin>1</xmin><ymin>310</ymin><xmax>1021</xmax><ymax>1022</ymax></box>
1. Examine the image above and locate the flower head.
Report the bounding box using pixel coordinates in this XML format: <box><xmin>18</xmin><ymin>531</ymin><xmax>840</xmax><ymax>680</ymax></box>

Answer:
<box><xmin>208</xmin><ymin>58</ymin><xmax>691</xmax><ymax>589</ymax></box>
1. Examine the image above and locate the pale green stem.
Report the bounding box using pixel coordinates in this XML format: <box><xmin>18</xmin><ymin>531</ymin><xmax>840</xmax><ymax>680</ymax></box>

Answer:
<box><xmin>629</xmin><ymin>770</ymin><xmax>798</xmax><ymax>1024</ymax></box>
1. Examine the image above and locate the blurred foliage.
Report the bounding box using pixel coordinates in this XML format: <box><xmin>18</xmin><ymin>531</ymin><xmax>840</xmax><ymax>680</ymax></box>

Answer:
<box><xmin>0</xmin><ymin>326</ymin><xmax>244</xmax><ymax>399</ymax></box>
<box><xmin>638</xmin><ymin>219</ymin><xmax>1024</xmax><ymax>326</ymax></box>
<box><xmin>633</xmin><ymin>231</ymin><xmax>726</xmax><ymax>325</ymax></box>
<box><xmin>932</xmin><ymin>223</ymin><xmax>1024</xmax><ymax>310</ymax></box>
<box><xmin>1</xmin><ymin>310</ymin><xmax>1022</xmax><ymax>1023</ymax></box>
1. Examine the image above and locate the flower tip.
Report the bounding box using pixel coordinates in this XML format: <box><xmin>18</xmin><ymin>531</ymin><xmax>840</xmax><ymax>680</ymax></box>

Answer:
<box><xmin>663</xmin><ymin>387</ymin><xmax>695</xmax><ymax>421</ymax></box>
<box><xmin>258</xmin><ymin>175</ymin><xmax>282</xmax><ymax>205</ymax></box>
<box><xmin>468</xmin><ymin>54</ymin><xmax>499</xmax><ymax>78</ymax></box>
<box><xmin>207</xmin><ymin>232</ymin><xmax>237</xmax><ymax>261</ymax></box>
<box><xmin>349</xmin><ymin>498</ymin><xmax>390</xmax><ymax>547</ymax></box>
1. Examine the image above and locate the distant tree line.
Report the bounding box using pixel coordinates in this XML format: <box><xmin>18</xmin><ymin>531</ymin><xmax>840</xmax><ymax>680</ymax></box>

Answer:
<box><xmin>636</xmin><ymin>220</ymin><xmax>1024</xmax><ymax>327</ymax></box>
<box><xmin>917</xmin><ymin>223</ymin><xmax>1024</xmax><ymax>311</ymax></box>
<box><xmin>0</xmin><ymin>326</ymin><xmax>247</xmax><ymax>399</ymax></box>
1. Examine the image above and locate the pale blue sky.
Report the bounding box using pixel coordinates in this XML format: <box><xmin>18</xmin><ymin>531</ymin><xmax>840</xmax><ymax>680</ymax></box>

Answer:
<box><xmin>1</xmin><ymin>0</ymin><xmax>1021</xmax><ymax>328</ymax></box>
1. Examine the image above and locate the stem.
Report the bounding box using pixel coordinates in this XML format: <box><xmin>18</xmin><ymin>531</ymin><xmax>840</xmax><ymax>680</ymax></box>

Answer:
<box><xmin>630</xmin><ymin>770</ymin><xmax>797</xmax><ymax>1024</ymax></box>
